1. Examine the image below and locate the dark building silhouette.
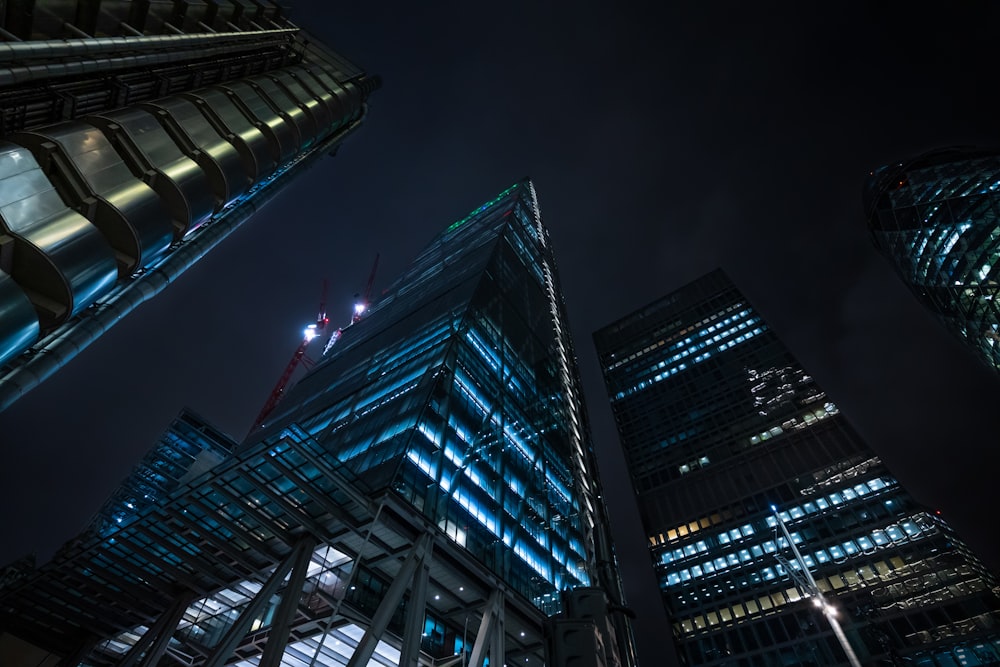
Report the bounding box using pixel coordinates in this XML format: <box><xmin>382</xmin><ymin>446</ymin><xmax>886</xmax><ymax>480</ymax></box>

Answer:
<box><xmin>0</xmin><ymin>0</ymin><xmax>379</xmax><ymax>410</ymax></box>
<box><xmin>594</xmin><ymin>269</ymin><xmax>1000</xmax><ymax>666</ymax></box>
<box><xmin>0</xmin><ymin>180</ymin><xmax>636</xmax><ymax>667</ymax></box>
<box><xmin>865</xmin><ymin>147</ymin><xmax>1000</xmax><ymax>377</ymax></box>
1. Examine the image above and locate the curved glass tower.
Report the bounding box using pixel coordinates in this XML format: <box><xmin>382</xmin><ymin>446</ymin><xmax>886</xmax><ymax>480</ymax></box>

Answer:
<box><xmin>864</xmin><ymin>147</ymin><xmax>1000</xmax><ymax>375</ymax></box>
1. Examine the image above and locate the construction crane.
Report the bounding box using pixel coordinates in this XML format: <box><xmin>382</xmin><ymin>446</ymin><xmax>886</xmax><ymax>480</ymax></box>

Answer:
<box><xmin>353</xmin><ymin>253</ymin><xmax>380</xmax><ymax>324</ymax></box>
<box><xmin>323</xmin><ymin>253</ymin><xmax>379</xmax><ymax>355</ymax></box>
<box><xmin>248</xmin><ymin>281</ymin><xmax>329</xmax><ymax>434</ymax></box>
<box><xmin>251</xmin><ymin>255</ymin><xmax>380</xmax><ymax>434</ymax></box>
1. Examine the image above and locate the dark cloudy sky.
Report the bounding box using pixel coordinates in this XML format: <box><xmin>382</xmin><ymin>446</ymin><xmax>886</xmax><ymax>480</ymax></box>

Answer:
<box><xmin>2</xmin><ymin>3</ymin><xmax>1000</xmax><ymax>666</ymax></box>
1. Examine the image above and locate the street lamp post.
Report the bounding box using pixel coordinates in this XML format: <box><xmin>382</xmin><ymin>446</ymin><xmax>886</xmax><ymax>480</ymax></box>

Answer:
<box><xmin>771</xmin><ymin>506</ymin><xmax>863</xmax><ymax>667</ymax></box>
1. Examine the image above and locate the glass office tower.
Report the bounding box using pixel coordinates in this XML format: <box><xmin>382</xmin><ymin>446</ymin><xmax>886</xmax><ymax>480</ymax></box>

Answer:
<box><xmin>0</xmin><ymin>180</ymin><xmax>634</xmax><ymax>667</ymax></box>
<box><xmin>865</xmin><ymin>147</ymin><xmax>1000</xmax><ymax>377</ymax></box>
<box><xmin>0</xmin><ymin>0</ymin><xmax>378</xmax><ymax>409</ymax></box>
<box><xmin>594</xmin><ymin>269</ymin><xmax>1000</xmax><ymax>667</ymax></box>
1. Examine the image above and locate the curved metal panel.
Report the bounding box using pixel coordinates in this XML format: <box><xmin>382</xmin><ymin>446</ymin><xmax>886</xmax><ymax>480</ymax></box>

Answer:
<box><xmin>0</xmin><ymin>141</ymin><xmax>119</xmax><ymax>326</ymax></box>
<box><xmin>13</xmin><ymin>123</ymin><xmax>175</xmax><ymax>274</ymax></box>
<box><xmin>139</xmin><ymin>97</ymin><xmax>251</xmax><ymax>208</ymax></box>
<box><xmin>272</xmin><ymin>68</ymin><xmax>333</xmax><ymax>136</ymax></box>
<box><xmin>286</xmin><ymin>66</ymin><xmax>337</xmax><ymax>134</ymax></box>
<box><xmin>220</xmin><ymin>82</ymin><xmax>299</xmax><ymax>165</ymax></box>
<box><xmin>181</xmin><ymin>88</ymin><xmax>276</xmax><ymax>184</ymax></box>
<box><xmin>301</xmin><ymin>66</ymin><xmax>363</xmax><ymax>123</ymax></box>
<box><xmin>250</xmin><ymin>73</ymin><xmax>319</xmax><ymax>148</ymax></box>
<box><xmin>87</xmin><ymin>109</ymin><xmax>216</xmax><ymax>237</ymax></box>
<box><xmin>0</xmin><ymin>269</ymin><xmax>40</xmax><ymax>367</ymax></box>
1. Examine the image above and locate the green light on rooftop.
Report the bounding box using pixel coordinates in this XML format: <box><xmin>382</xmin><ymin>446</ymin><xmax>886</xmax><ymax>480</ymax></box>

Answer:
<box><xmin>446</xmin><ymin>183</ymin><xmax>520</xmax><ymax>233</ymax></box>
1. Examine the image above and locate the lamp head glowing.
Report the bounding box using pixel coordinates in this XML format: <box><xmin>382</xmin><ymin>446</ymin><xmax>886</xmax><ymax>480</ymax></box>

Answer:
<box><xmin>304</xmin><ymin>324</ymin><xmax>318</xmax><ymax>341</ymax></box>
<box><xmin>354</xmin><ymin>303</ymin><xmax>366</xmax><ymax>315</ymax></box>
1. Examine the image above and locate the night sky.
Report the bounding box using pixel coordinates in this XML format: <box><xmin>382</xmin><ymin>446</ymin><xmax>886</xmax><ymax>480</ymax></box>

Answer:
<box><xmin>2</xmin><ymin>4</ymin><xmax>999</xmax><ymax>666</ymax></box>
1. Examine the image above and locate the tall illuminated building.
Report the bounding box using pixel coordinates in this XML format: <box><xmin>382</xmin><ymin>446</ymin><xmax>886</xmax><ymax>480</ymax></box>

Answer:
<box><xmin>0</xmin><ymin>180</ymin><xmax>635</xmax><ymax>667</ymax></box>
<box><xmin>594</xmin><ymin>269</ymin><xmax>1000</xmax><ymax>666</ymax></box>
<box><xmin>0</xmin><ymin>0</ymin><xmax>379</xmax><ymax>410</ymax></box>
<box><xmin>865</xmin><ymin>147</ymin><xmax>1000</xmax><ymax>377</ymax></box>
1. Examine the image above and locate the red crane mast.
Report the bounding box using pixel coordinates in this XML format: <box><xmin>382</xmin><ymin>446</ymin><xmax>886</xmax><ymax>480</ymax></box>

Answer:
<box><xmin>250</xmin><ymin>255</ymin><xmax>380</xmax><ymax>435</ymax></box>
<box><xmin>248</xmin><ymin>281</ymin><xmax>328</xmax><ymax>433</ymax></box>
<box><xmin>323</xmin><ymin>253</ymin><xmax>380</xmax><ymax>355</ymax></box>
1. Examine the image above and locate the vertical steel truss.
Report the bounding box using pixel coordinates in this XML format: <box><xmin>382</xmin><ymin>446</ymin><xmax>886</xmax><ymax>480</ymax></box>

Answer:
<box><xmin>399</xmin><ymin>533</ymin><xmax>434</xmax><ymax>667</ymax></box>
<box><xmin>202</xmin><ymin>537</ymin><xmax>317</xmax><ymax>667</ymax></box>
<box><xmin>468</xmin><ymin>588</ymin><xmax>505</xmax><ymax>667</ymax></box>
<box><xmin>117</xmin><ymin>591</ymin><xmax>196</xmax><ymax>667</ymax></box>
<box><xmin>346</xmin><ymin>531</ymin><xmax>434</xmax><ymax>667</ymax></box>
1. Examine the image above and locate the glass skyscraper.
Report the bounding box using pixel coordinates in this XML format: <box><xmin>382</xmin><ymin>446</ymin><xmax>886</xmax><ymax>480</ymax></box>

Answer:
<box><xmin>0</xmin><ymin>180</ymin><xmax>634</xmax><ymax>667</ymax></box>
<box><xmin>594</xmin><ymin>269</ymin><xmax>1000</xmax><ymax>666</ymax></box>
<box><xmin>865</xmin><ymin>147</ymin><xmax>1000</xmax><ymax>376</ymax></box>
<box><xmin>0</xmin><ymin>0</ymin><xmax>378</xmax><ymax>409</ymax></box>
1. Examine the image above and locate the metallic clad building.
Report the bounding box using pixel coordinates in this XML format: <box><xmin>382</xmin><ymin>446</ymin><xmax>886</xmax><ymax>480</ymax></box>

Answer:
<box><xmin>0</xmin><ymin>181</ymin><xmax>635</xmax><ymax>667</ymax></box>
<box><xmin>0</xmin><ymin>0</ymin><xmax>379</xmax><ymax>408</ymax></box>
<box><xmin>594</xmin><ymin>269</ymin><xmax>1000</xmax><ymax>666</ymax></box>
<box><xmin>865</xmin><ymin>147</ymin><xmax>1000</xmax><ymax>377</ymax></box>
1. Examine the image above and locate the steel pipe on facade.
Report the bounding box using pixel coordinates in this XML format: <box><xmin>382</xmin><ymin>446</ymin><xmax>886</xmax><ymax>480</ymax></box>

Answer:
<box><xmin>0</xmin><ymin>28</ymin><xmax>298</xmax><ymax>62</ymax></box>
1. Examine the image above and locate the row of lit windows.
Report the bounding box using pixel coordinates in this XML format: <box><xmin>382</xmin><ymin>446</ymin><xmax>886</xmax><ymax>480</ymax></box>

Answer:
<box><xmin>910</xmin><ymin>640</ymin><xmax>1000</xmax><ymax>667</ymax></box>
<box><xmin>665</xmin><ymin>514</ymin><xmax>929</xmax><ymax>592</ymax></box>
<box><xmin>613</xmin><ymin>314</ymin><xmax>765</xmax><ymax>400</ymax></box>
<box><xmin>603</xmin><ymin>302</ymin><xmax>747</xmax><ymax>373</ymax></box>
<box><xmin>653</xmin><ymin>473</ymin><xmax>894</xmax><ymax>556</ymax></box>
<box><xmin>747</xmin><ymin>402</ymin><xmax>839</xmax><ymax>446</ymax></box>
<box><xmin>675</xmin><ymin>555</ymin><xmax>909</xmax><ymax>635</ymax></box>
<box><xmin>678</xmin><ymin>455</ymin><xmax>710</xmax><ymax>475</ymax></box>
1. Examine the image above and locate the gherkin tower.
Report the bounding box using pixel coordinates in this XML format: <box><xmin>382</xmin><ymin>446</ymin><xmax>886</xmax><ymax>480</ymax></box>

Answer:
<box><xmin>865</xmin><ymin>147</ymin><xmax>1000</xmax><ymax>377</ymax></box>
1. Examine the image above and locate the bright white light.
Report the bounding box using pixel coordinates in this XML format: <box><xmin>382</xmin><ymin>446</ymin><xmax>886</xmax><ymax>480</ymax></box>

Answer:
<box><xmin>354</xmin><ymin>303</ymin><xmax>366</xmax><ymax>315</ymax></box>
<box><xmin>304</xmin><ymin>324</ymin><xmax>318</xmax><ymax>340</ymax></box>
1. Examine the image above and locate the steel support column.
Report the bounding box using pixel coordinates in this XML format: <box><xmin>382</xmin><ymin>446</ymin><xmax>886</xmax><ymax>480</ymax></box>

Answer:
<box><xmin>119</xmin><ymin>591</ymin><xmax>196</xmax><ymax>667</ymax></box>
<box><xmin>398</xmin><ymin>535</ymin><xmax>434</xmax><ymax>667</ymax></box>
<box><xmin>345</xmin><ymin>531</ymin><xmax>433</xmax><ymax>667</ymax></box>
<box><xmin>468</xmin><ymin>588</ymin><xmax>504</xmax><ymax>667</ymax></box>
<box><xmin>258</xmin><ymin>536</ymin><xmax>317</xmax><ymax>667</ymax></box>
<box><xmin>202</xmin><ymin>538</ymin><xmax>314</xmax><ymax>667</ymax></box>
